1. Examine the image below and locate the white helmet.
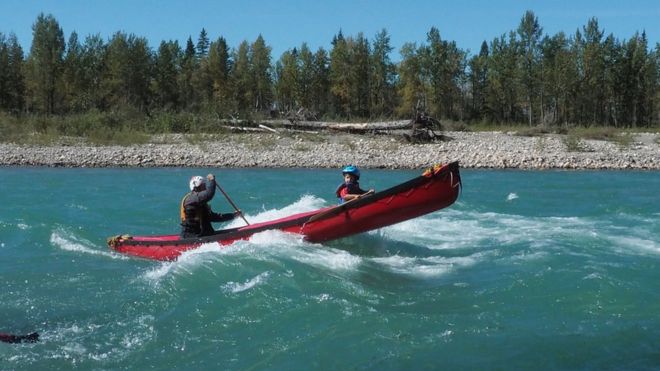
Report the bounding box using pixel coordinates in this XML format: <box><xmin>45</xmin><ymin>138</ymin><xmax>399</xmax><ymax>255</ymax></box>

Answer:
<box><xmin>189</xmin><ymin>175</ymin><xmax>204</xmax><ymax>191</ymax></box>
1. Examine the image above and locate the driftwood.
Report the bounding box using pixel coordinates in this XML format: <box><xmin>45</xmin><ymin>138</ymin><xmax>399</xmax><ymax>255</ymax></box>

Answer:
<box><xmin>226</xmin><ymin>126</ymin><xmax>269</xmax><ymax>133</ymax></box>
<box><xmin>214</xmin><ymin>115</ymin><xmax>452</xmax><ymax>140</ymax></box>
<box><xmin>280</xmin><ymin>120</ymin><xmax>411</xmax><ymax>132</ymax></box>
<box><xmin>258</xmin><ymin>124</ymin><xmax>278</xmax><ymax>133</ymax></box>
<box><xmin>403</xmin><ymin>111</ymin><xmax>444</xmax><ymax>143</ymax></box>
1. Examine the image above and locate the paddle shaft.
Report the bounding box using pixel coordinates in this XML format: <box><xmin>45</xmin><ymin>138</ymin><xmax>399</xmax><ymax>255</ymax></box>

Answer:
<box><xmin>215</xmin><ymin>183</ymin><xmax>250</xmax><ymax>225</ymax></box>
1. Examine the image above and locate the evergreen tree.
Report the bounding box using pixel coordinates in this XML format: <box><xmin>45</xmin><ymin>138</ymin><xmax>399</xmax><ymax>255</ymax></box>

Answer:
<box><xmin>485</xmin><ymin>33</ymin><xmax>521</xmax><ymax>122</ymax></box>
<box><xmin>251</xmin><ymin>35</ymin><xmax>273</xmax><ymax>111</ymax></box>
<box><xmin>517</xmin><ymin>10</ymin><xmax>543</xmax><ymax>126</ymax></box>
<box><xmin>62</xmin><ymin>31</ymin><xmax>84</xmax><ymax>112</ymax></box>
<box><xmin>581</xmin><ymin>18</ymin><xmax>606</xmax><ymax>124</ymax></box>
<box><xmin>351</xmin><ymin>33</ymin><xmax>371</xmax><ymax>118</ymax></box>
<box><xmin>310</xmin><ymin>47</ymin><xmax>330</xmax><ymax>116</ymax></box>
<box><xmin>601</xmin><ymin>34</ymin><xmax>621</xmax><ymax>127</ymax></box>
<box><xmin>0</xmin><ymin>33</ymin><xmax>25</xmax><ymax>113</ymax></box>
<box><xmin>192</xmin><ymin>29</ymin><xmax>213</xmax><ymax>107</ymax></box>
<box><xmin>208</xmin><ymin>36</ymin><xmax>233</xmax><ymax>115</ymax></box>
<box><xmin>196</xmin><ymin>28</ymin><xmax>210</xmax><ymax>57</ymax></box>
<box><xmin>194</xmin><ymin>48</ymin><xmax>213</xmax><ymax>106</ymax></box>
<box><xmin>0</xmin><ymin>34</ymin><xmax>9</xmax><ymax>110</ymax></box>
<box><xmin>179</xmin><ymin>37</ymin><xmax>197</xmax><ymax>109</ymax></box>
<box><xmin>329</xmin><ymin>31</ymin><xmax>351</xmax><ymax>117</ymax></box>
<box><xmin>396</xmin><ymin>42</ymin><xmax>424</xmax><ymax>117</ymax></box>
<box><xmin>80</xmin><ymin>34</ymin><xmax>106</xmax><ymax>111</ymax></box>
<box><xmin>539</xmin><ymin>33</ymin><xmax>571</xmax><ymax>125</ymax></box>
<box><xmin>621</xmin><ymin>32</ymin><xmax>652</xmax><ymax>127</ymax></box>
<box><xmin>274</xmin><ymin>48</ymin><xmax>299</xmax><ymax>112</ymax></box>
<box><xmin>468</xmin><ymin>41</ymin><xmax>489</xmax><ymax>119</ymax></box>
<box><xmin>25</xmin><ymin>13</ymin><xmax>65</xmax><ymax>114</ymax></box>
<box><xmin>422</xmin><ymin>27</ymin><xmax>467</xmax><ymax>120</ymax></box>
<box><xmin>102</xmin><ymin>32</ymin><xmax>152</xmax><ymax>111</ymax></box>
<box><xmin>232</xmin><ymin>40</ymin><xmax>252</xmax><ymax>114</ymax></box>
<box><xmin>153</xmin><ymin>40</ymin><xmax>181</xmax><ymax>110</ymax></box>
<box><xmin>370</xmin><ymin>29</ymin><xmax>396</xmax><ymax>118</ymax></box>
<box><xmin>297</xmin><ymin>43</ymin><xmax>315</xmax><ymax>111</ymax></box>
<box><xmin>126</xmin><ymin>35</ymin><xmax>152</xmax><ymax>112</ymax></box>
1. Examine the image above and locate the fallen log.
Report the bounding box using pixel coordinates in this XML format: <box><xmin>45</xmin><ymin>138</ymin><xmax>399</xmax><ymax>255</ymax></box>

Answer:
<box><xmin>281</xmin><ymin>120</ymin><xmax>412</xmax><ymax>132</ymax></box>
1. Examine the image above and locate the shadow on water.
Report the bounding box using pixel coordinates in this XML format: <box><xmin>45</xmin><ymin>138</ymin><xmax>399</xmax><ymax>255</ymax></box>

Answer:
<box><xmin>324</xmin><ymin>232</ymin><xmax>474</xmax><ymax>290</ymax></box>
<box><xmin>326</xmin><ymin>232</ymin><xmax>439</xmax><ymax>258</ymax></box>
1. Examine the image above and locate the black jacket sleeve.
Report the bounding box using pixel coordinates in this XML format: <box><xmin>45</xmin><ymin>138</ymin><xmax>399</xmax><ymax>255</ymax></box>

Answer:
<box><xmin>187</xmin><ymin>179</ymin><xmax>216</xmax><ymax>205</ymax></box>
<box><xmin>209</xmin><ymin>211</ymin><xmax>236</xmax><ymax>222</ymax></box>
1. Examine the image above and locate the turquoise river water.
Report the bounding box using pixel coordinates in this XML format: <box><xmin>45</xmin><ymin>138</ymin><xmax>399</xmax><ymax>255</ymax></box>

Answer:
<box><xmin>1</xmin><ymin>167</ymin><xmax>659</xmax><ymax>370</ymax></box>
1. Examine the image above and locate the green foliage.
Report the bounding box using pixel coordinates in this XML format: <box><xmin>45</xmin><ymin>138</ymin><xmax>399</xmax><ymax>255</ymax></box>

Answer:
<box><xmin>370</xmin><ymin>29</ymin><xmax>396</xmax><ymax>118</ymax></box>
<box><xmin>562</xmin><ymin>134</ymin><xmax>588</xmax><ymax>152</ymax></box>
<box><xmin>422</xmin><ymin>27</ymin><xmax>467</xmax><ymax>120</ymax></box>
<box><xmin>568</xmin><ymin>126</ymin><xmax>635</xmax><ymax>148</ymax></box>
<box><xmin>1</xmin><ymin>11</ymin><xmax>659</xmax><ymax>137</ymax></box>
<box><xmin>86</xmin><ymin>126</ymin><xmax>149</xmax><ymax>146</ymax></box>
<box><xmin>251</xmin><ymin>35</ymin><xmax>274</xmax><ymax>111</ymax></box>
<box><xmin>0</xmin><ymin>111</ymin><xmax>149</xmax><ymax>145</ymax></box>
<box><xmin>396</xmin><ymin>42</ymin><xmax>424</xmax><ymax>117</ymax></box>
<box><xmin>274</xmin><ymin>49</ymin><xmax>299</xmax><ymax>111</ymax></box>
<box><xmin>25</xmin><ymin>13</ymin><xmax>65</xmax><ymax>114</ymax></box>
<box><xmin>0</xmin><ymin>33</ymin><xmax>25</xmax><ymax>112</ymax></box>
<box><xmin>514</xmin><ymin>125</ymin><xmax>552</xmax><ymax>137</ymax></box>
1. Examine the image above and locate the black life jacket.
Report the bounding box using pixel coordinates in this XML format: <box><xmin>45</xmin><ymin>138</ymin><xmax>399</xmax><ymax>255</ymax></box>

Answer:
<box><xmin>180</xmin><ymin>193</ymin><xmax>210</xmax><ymax>225</ymax></box>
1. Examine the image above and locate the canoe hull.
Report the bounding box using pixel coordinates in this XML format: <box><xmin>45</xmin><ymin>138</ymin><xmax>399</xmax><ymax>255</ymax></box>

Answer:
<box><xmin>108</xmin><ymin>162</ymin><xmax>461</xmax><ymax>261</ymax></box>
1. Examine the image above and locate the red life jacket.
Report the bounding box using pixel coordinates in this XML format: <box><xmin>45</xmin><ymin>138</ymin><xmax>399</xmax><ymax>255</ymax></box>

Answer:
<box><xmin>335</xmin><ymin>182</ymin><xmax>364</xmax><ymax>201</ymax></box>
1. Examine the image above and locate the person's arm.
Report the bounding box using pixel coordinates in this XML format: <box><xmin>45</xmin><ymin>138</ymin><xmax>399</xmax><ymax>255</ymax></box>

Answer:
<box><xmin>209</xmin><ymin>210</ymin><xmax>241</xmax><ymax>222</ymax></box>
<box><xmin>342</xmin><ymin>194</ymin><xmax>359</xmax><ymax>201</ymax></box>
<box><xmin>343</xmin><ymin>188</ymin><xmax>375</xmax><ymax>201</ymax></box>
<box><xmin>193</xmin><ymin>175</ymin><xmax>216</xmax><ymax>204</ymax></box>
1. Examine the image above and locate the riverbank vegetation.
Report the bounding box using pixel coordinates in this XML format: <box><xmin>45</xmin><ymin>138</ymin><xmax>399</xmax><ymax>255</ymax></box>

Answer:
<box><xmin>1</xmin><ymin>11</ymin><xmax>658</xmax><ymax>145</ymax></box>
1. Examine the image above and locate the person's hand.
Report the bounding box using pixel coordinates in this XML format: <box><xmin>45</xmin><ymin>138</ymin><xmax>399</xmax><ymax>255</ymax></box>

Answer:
<box><xmin>234</xmin><ymin>210</ymin><xmax>242</xmax><ymax>217</ymax></box>
<box><xmin>207</xmin><ymin>173</ymin><xmax>215</xmax><ymax>181</ymax></box>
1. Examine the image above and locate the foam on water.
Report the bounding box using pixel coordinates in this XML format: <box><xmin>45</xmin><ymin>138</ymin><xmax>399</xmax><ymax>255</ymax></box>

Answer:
<box><xmin>36</xmin><ymin>315</ymin><xmax>155</xmax><ymax>364</ymax></box>
<box><xmin>608</xmin><ymin>235</ymin><xmax>660</xmax><ymax>255</ymax></box>
<box><xmin>143</xmin><ymin>195</ymin><xmax>628</xmax><ymax>284</ymax></box>
<box><xmin>221</xmin><ymin>271</ymin><xmax>271</xmax><ymax>293</ymax></box>
<box><xmin>50</xmin><ymin>228</ymin><xmax>128</xmax><ymax>260</ymax></box>
<box><xmin>371</xmin><ymin>252</ymin><xmax>487</xmax><ymax>278</ymax></box>
<box><xmin>142</xmin><ymin>241</ymin><xmax>226</xmax><ymax>281</ymax></box>
<box><xmin>225</xmin><ymin>194</ymin><xmax>326</xmax><ymax>227</ymax></box>
<box><xmin>142</xmin><ymin>197</ymin><xmax>357</xmax><ymax>282</ymax></box>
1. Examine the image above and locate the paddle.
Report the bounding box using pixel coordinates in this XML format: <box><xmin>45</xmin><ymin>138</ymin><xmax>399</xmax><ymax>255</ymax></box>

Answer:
<box><xmin>307</xmin><ymin>190</ymin><xmax>375</xmax><ymax>224</ymax></box>
<box><xmin>0</xmin><ymin>332</ymin><xmax>39</xmax><ymax>344</ymax></box>
<box><xmin>215</xmin><ymin>183</ymin><xmax>250</xmax><ymax>226</ymax></box>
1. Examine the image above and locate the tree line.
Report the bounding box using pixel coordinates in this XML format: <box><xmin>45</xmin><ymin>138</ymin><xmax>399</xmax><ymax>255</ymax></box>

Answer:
<box><xmin>1</xmin><ymin>11</ymin><xmax>658</xmax><ymax>129</ymax></box>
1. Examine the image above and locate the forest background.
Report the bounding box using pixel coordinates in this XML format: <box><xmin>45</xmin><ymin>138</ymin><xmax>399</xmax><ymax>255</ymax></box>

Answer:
<box><xmin>0</xmin><ymin>11</ymin><xmax>658</xmax><ymax>144</ymax></box>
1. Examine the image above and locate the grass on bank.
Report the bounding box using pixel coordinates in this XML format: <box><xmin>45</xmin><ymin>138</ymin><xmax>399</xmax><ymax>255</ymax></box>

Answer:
<box><xmin>1</xmin><ymin>112</ymin><xmax>657</xmax><ymax>148</ymax></box>
<box><xmin>466</xmin><ymin>121</ymin><xmax>644</xmax><ymax>148</ymax></box>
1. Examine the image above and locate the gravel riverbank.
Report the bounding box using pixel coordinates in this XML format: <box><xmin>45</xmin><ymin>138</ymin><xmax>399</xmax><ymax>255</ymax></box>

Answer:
<box><xmin>1</xmin><ymin>131</ymin><xmax>658</xmax><ymax>170</ymax></box>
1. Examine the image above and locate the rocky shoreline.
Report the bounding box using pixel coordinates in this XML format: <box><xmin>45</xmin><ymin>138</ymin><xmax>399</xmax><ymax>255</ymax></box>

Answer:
<box><xmin>0</xmin><ymin>131</ymin><xmax>658</xmax><ymax>170</ymax></box>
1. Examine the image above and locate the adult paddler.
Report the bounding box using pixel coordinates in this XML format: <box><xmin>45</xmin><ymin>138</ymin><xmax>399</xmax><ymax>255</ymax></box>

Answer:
<box><xmin>180</xmin><ymin>173</ymin><xmax>241</xmax><ymax>238</ymax></box>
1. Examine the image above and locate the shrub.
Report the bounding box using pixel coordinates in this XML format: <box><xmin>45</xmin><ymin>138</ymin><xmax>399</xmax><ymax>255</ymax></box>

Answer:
<box><xmin>562</xmin><ymin>134</ymin><xmax>588</xmax><ymax>152</ymax></box>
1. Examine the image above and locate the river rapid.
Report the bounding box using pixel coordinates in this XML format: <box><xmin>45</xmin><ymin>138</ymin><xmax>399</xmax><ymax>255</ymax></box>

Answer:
<box><xmin>1</xmin><ymin>167</ymin><xmax>659</xmax><ymax>369</ymax></box>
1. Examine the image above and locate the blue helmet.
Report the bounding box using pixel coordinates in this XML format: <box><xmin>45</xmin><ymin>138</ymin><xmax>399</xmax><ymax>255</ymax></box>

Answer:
<box><xmin>342</xmin><ymin>165</ymin><xmax>360</xmax><ymax>179</ymax></box>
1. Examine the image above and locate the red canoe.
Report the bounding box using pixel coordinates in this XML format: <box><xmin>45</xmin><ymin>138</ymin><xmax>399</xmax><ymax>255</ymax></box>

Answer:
<box><xmin>107</xmin><ymin>162</ymin><xmax>461</xmax><ymax>261</ymax></box>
